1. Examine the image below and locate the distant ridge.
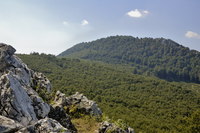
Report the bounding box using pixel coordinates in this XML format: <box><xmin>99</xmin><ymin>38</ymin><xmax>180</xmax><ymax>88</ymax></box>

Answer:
<box><xmin>59</xmin><ymin>35</ymin><xmax>200</xmax><ymax>83</ymax></box>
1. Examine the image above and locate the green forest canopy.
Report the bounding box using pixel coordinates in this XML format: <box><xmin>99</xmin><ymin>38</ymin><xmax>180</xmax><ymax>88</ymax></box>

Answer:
<box><xmin>18</xmin><ymin>53</ymin><xmax>200</xmax><ymax>132</ymax></box>
<box><xmin>59</xmin><ymin>36</ymin><xmax>200</xmax><ymax>83</ymax></box>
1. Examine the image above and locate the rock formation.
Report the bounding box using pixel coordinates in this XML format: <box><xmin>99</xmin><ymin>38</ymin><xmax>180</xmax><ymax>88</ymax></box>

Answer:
<box><xmin>0</xmin><ymin>43</ymin><xmax>76</xmax><ymax>132</ymax></box>
<box><xmin>54</xmin><ymin>91</ymin><xmax>102</xmax><ymax>116</ymax></box>
<box><xmin>17</xmin><ymin>118</ymin><xmax>71</xmax><ymax>133</ymax></box>
<box><xmin>99</xmin><ymin>121</ymin><xmax>134</xmax><ymax>133</ymax></box>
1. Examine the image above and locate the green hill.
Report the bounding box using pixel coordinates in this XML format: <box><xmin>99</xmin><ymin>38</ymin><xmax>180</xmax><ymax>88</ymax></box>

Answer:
<box><xmin>18</xmin><ymin>53</ymin><xmax>200</xmax><ymax>132</ymax></box>
<box><xmin>59</xmin><ymin>36</ymin><xmax>200</xmax><ymax>83</ymax></box>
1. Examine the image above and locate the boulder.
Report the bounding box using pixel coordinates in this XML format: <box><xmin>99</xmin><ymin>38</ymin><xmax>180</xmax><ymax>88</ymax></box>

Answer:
<box><xmin>99</xmin><ymin>121</ymin><xmax>134</xmax><ymax>133</ymax></box>
<box><xmin>17</xmin><ymin>118</ymin><xmax>72</xmax><ymax>133</ymax></box>
<box><xmin>66</xmin><ymin>92</ymin><xmax>102</xmax><ymax>116</ymax></box>
<box><xmin>53</xmin><ymin>91</ymin><xmax>102</xmax><ymax>116</ymax></box>
<box><xmin>0</xmin><ymin>115</ymin><xmax>23</xmax><ymax>133</ymax></box>
<box><xmin>53</xmin><ymin>90</ymin><xmax>67</xmax><ymax>107</ymax></box>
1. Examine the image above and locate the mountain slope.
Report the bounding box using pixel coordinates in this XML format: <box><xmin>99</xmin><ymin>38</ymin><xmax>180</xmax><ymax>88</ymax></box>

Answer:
<box><xmin>59</xmin><ymin>36</ymin><xmax>200</xmax><ymax>83</ymax></box>
<box><xmin>18</xmin><ymin>53</ymin><xmax>200</xmax><ymax>132</ymax></box>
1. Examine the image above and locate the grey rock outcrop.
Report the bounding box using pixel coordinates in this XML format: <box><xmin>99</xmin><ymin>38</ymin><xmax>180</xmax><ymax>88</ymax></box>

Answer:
<box><xmin>0</xmin><ymin>115</ymin><xmax>23</xmax><ymax>133</ymax></box>
<box><xmin>99</xmin><ymin>121</ymin><xmax>134</xmax><ymax>133</ymax></box>
<box><xmin>17</xmin><ymin>118</ymin><xmax>71</xmax><ymax>133</ymax></box>
<box><xmin>53</xmin><ymin>90</ymin><xmax>67</xmax><ymax>107</ymax></box>
<box><xmin>0</xmin><ymin>72</ymin><xmax>39</xmax><ymax>125</ymax></box>
<box><xmin>0</xmin><ymin>43</ymin><xmax>76</xmax><ymax>132</ymax></box>
<box><xmin>0</xmin><ymin>44</ymin><xmax>50</xmax><ymax>126</ymax></box>
<box><xmin>67</xmin><ymin>92</ymin><xmax>102</xmax><ymax>116</ymax></box>
<box><xmin>54</xmin><ymin>91</ymin><xmax>102</xmax><ymax>116</ymax></box>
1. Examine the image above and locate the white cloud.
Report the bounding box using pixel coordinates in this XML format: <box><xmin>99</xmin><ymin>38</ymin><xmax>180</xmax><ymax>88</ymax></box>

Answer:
<box><xmin>143</xmin><ymin>10</ymin><xmax>149</xmax><ymax>14</ymax></box>
<box><xmin>81</xmin><ymin>19</ymin><xmax>89</xmax><ymax>26</ymax></box>
<box><xmin>185</xmin><ymin>31</ymin><xmax>200</xmax><ymax>39</ymax></box>
<box><xmin>127</xmin><ymin>9</ymin><xmax>149</xmax><ymax>18</ymax></box>
<box><xmin>63</xmin><ymin>21</ymin><xmax>69</xmax><ymax>26</ymax></box>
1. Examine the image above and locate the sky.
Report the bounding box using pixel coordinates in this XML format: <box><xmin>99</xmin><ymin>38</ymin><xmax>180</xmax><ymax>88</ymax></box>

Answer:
<box><xmin>0</xmin><ymin>0</ymin><xmax>200</xmax><ymax>55</ymax></box>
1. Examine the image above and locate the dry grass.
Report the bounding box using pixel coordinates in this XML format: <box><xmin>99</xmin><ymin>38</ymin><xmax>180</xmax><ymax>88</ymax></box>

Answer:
<box><xmin>72</xmin><ymin>116</ymin><xmax>100</xmax><ymax>133</ymax></box>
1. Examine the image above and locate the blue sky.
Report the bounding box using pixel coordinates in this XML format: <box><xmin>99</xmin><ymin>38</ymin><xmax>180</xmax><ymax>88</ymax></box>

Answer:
<box><xmin>0</xmin><ymin>0</ymin><xmax>200</xmax><ymax>54</ymax></box>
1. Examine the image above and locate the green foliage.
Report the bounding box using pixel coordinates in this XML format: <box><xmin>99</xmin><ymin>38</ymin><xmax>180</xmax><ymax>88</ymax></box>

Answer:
<box><xmin>59</xmin><ymin>35</ymin><xmax>200</xmax><ymax>83</ymax></box>
<box><xmin>114</xmin><ymin>119</ymin><xmax>128</xmax><ymax>130</ymax></box>
<box><xmin>58</xmin><ymin>129</ymin><xmax>67</xmax><ymax>133</ymax></box>
<box><xmin>106</xmin><ymin>128</ymin><xmax>116</xmax><ymax>133</ymax></box>
<box><xmin>68</xmin><ymin>105</ymin><xmax>85</xmax><ymax>118</ymax></box>
<box><xmin>63</xmin><ymin>104</ymin><xmax>86</xmax><ymax>118</ymax></box>
<box><xmin>17</xmin><ymin>53</ymin><xmax>200</xmax><ymax>132</ymax></box>
<box><xmin>37</xmin><ymin>88</ymin><xmax>52</xmax><ymax>103</ymax></box>
<box><xmin>189</xmin><ymin>110</ymin><xmax>200</xmax><ymax>132</ymax></box>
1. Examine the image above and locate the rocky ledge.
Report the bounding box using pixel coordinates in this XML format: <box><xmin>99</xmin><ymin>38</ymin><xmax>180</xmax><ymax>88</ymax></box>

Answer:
<box><xmin>0</xmin><ymin>43</ymin><xmax>134</xmax><ymax>133</ymax></box>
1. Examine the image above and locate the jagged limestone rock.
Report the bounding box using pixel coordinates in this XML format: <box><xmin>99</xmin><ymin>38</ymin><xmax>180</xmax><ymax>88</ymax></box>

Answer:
<box><xmin>0</xmin><ymin>72</ymin><xmax>38</xmax><ymax>125</ymax></box>
<box><xmin>17</xmin><ymin>118</ymin><xmax>72</xmax><ymax>133</ymax></box>
<box><xmin>0</xmin><ymin>43</ymin><xmax>77</xmax><ymax>132</ymax></box>
<box><xmin>0</xmin><ymin>44</ymin><xmax>50</xmax><ymax>126</ymax></box>
<box><xmin>54</xmin><ymin>91</ymin><xmax>102</xmax><ymax>116</ymax></box>
<box><xmin>66</xmin><ymin>92</ymin><xmax>102</xmax><ymax>116</ymax></box>
<box><xmin>0</xmin><ymin>115</ymin><xmax>23</xmax><ymax>133</ymax></box>
<box><xmin>99</xmin><ymin>121</ymin><xmax>134</xmax><ymax>133</ymax></box>
<box><xmin>53</xmin><ymin>90</ymin><xmax>67</xmax><ymax>107</ymax></box>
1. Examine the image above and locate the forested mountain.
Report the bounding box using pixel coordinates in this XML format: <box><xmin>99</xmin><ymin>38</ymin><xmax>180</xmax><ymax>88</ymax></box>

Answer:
<box><xmin>18</xmin><ymin>53</ymin><xmax>200</xmax><ymax>133</ymax></box>
<box><xmin>59</xmin><ymin>36</ymin><xmax>200</xmax><ymax>83</ymax></box>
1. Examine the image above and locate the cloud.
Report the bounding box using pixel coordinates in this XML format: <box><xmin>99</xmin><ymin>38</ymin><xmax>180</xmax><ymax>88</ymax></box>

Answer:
<box><xmin>185</xmin><ymin>31</ymin><xmax>200</xmax><ymax>39</ymax></box>
<box><xmin>81</xmin><ymin>19</ymin><xmax>89</xmax><ymax>26</ymax></box>
<box><xmin>127</xmin><ymin>9</ymin><xmax>149</xmax><ymax>18</ymax></box>
<box><xmin>63</xmin><ymin>21</ymin><xmax>69</xmax><ymax>26</ymax></box>
<box><xmin>143</xmin><ymin>10</ymin><xmax>149</xmax><ymax>14</ymax></box>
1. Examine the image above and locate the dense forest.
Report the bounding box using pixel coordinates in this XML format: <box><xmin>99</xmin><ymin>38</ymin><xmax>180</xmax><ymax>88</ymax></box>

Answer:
<box><xmin>18</xmin><ymin>53</ymin><xmax>200</xmax><ymax>133</ymax></box>
<box><xmin>59</xmin><ymin>36</ymin><xmax>200</xmax><ymax>83</ymax></box>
